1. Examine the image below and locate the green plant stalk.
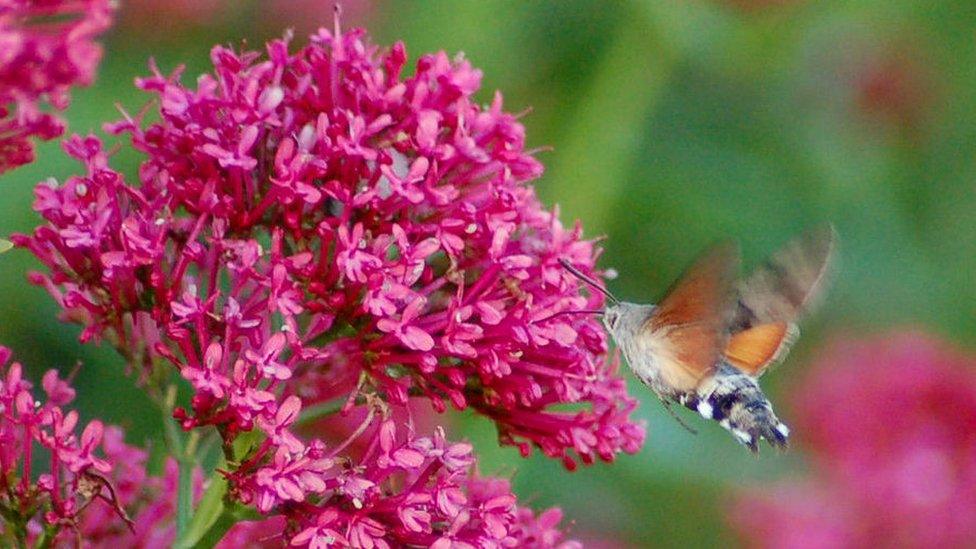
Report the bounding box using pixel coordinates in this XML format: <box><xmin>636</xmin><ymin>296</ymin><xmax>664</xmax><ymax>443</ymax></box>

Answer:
<box><xmin>33</xmin><ymin>521</ymin><xmax>60</xmax><ymax>549</ymax></box>
<box><xmin>173</xmin><ymin>461</ymin><xmax>252</xmax><ymax>549</ymax></box>
<box><xmin>196</xmin><ymin>499</ymin><xmax>260</xmax><ymax>549</ymax></box>
<box><xmin>160</xmin><ymin>384</ymin><xmax>196</xmax><ymax>544</ymax></box>
<box><xmin>170</xmin><ymin>394</ymin><xmax>351</xmax><ymax>547</ymax></box>
<box><xmin>1</xmin><ymin>507</ymin><xmax>29</xmax><ymax>549</ymax></box>
<box><xmin>176</xmin><ymin>454</ymin><xmax>194</xmax><ymax>541</ymax></box>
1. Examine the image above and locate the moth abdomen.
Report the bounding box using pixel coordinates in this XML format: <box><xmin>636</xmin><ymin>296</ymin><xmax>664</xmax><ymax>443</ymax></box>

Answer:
<box><xmin>680</xmin><ymin>365</ymin><xmax>789</xmax><ymax>452</ymax></box>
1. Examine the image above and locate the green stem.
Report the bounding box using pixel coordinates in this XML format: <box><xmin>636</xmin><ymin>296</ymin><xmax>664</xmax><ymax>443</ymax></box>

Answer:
<box><xmin>160</xmin><ymin>384</ymin><xmax>197</xmax><ymax>543</ymax></box>
<box><xmin>0</xmin><ymin>505</ymin><xmax>27</xmax><ymax>549</ymax></box>
<box><xmin>174</xmin><ymin>463</ymin><xmax>261</xmax><ymax>549</ymax></box>
<box><xmin>33</xmin><ymin>523</ymin><xmax>58</xmax><ymax>549</ymax></box>
<box><xmin>12</xmin><ymin>527</ymin><xmax>27</xmax><ymax>549</ymax></box>
<box><xmin>176</xmin><ymin>455</ymin><xmax>193</xmax><ymax>540</ymax></box>
<box><xmin>167</xmin><ymin>389</ymin><xmax>347</xmax><ymax>547</ymax></box>
<box><xmin>162</xmin><ymin>386</ymin><xmax>184</xmax><ymax>455</ymax></box>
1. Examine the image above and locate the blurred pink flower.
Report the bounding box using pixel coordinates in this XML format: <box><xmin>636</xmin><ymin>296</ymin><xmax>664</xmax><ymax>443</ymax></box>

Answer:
<box><xmin>72</xmin><ymin>430</ymin><xmax>205</xmax><ymax>548</ymax></box>
<box><xmin>0</xmin><ymin>0</ymin><xmax>114</xmax><ymax>173</ymax></box>
<box><xmin>730</xmin><ymin>331</ymin><xmax>976</xmax><ymax>548</ymax></box>
<box><xmin>216</xmin><ymin>516</ymin><xmax>287</xmax><ymax>548</ymax></box>
<box><xmin>852</xmin><ymin>48</ymin><xmax>934</xmax><ymax>132</ymax></box>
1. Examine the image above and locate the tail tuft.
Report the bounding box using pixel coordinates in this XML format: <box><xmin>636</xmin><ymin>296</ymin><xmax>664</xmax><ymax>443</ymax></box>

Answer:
<box><xmin>682</xmin><ymin>366</ymin><xmax>790</xmax><ymax>453</ymax></box>
<box><xmin>726</xmin><ymin>400</ymin><xmax>789</xmax><ymax>453</ymax></box>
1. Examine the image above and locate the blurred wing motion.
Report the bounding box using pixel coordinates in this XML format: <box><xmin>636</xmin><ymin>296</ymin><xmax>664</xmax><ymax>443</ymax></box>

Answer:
<box><xmin>643</xmin><ymin>242</ymin><xmax>740</xmax><ymax>392</ymax></box>
<box><xmin>724</xmin><ymin>224</ymin><xmax>837</xmax><ymax>376</ymax></box>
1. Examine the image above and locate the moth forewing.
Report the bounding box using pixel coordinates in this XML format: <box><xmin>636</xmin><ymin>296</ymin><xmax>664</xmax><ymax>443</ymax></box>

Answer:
<box><xmin>637</xmin><ymin>242</ymin><xmax>741</xmax><ymax>394</ymax></box>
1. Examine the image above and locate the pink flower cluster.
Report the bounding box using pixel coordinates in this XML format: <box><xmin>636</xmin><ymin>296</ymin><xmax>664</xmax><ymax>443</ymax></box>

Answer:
<box><xmin>730</xmin><ymin>331</ymin><xmax>976</xmax><ymax>548</ymax></box>
<box><xmin>15</xmin><ymin>21</ymin><xmax>643</xmax><ymax>545</ymax></box>
<box><xmin>0</xmin><ymin>346</ymin><xmax>182</xmax><ymax>547</ymax></box>
<box><xmin>0</xmin><ymin>0</ymin><xmax>115</xmax><ymax>173</ymax></box>
<box><xmin>17</xmin><ymin>24</ymin><xmax>643</xmax><ymax>467</ymax></box>
<box><xmin>252</xmin><ymin>420</ymin><xmax>581</xmax><ymax>547</ymax></box>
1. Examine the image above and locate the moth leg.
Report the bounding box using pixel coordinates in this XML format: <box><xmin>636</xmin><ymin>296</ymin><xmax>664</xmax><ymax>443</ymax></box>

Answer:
<box><xmin>659</xmin><ymin>398</ymin><xmax>698</xmax><ymax>435</ymax></box>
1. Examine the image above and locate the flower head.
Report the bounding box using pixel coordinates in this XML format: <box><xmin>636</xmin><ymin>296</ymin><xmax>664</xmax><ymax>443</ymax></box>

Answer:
<box><xmin>0</xmin><ymin>0</ymin><xmax>115</xmax><ymax>173</ymax></box>
<box><xmin>18</xmin><ymin>22</ymin><xmax>644</xmax><ymax>470</ymax></box>
<box><xmin>17</xmin><ymin>19</ymin><xmax>644</xmax><ymax>542</ymax></box>
<box><xmin>0</xmin><ymin>344</ymin><xmax>185</xmax><ymax>547</ymax></box>
<box><xmin>271</xmin><ymin>420</ymin><xmax>578</xmax><ymax>548</ymax></box>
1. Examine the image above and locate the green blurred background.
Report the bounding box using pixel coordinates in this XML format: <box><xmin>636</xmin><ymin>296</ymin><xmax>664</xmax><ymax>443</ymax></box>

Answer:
<box><xmin>2</xmin><ymin>0</ymin><xmax>976</xmax><ymax>546</ymax></box>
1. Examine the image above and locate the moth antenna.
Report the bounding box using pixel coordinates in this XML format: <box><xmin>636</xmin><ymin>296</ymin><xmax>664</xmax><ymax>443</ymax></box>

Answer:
<box><xmin>661</xmin><ymin>401</ymin><xmax>698</xmax><ymax>435</ymax></box>
<box><xmin>558</xmin><ymin>258</ymin><xmax>619</xmax><ymax>304</ymax></box>
<box><xmin>534</xmin><ymin>309</ymin><xmax>604</xmax><ymax>323</ymax></box>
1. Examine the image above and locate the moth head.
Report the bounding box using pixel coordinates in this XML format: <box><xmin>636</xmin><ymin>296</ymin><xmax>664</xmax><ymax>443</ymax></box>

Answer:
<box><xmin>603</xmin><ymin>302</ymin><xmax>654</xmax><ymax>343</ymax></box>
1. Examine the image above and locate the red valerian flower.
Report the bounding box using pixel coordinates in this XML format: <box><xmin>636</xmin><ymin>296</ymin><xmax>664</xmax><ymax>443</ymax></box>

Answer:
<box><xmin>0</xmin><ymin>345</ymin><xmax>189</xmax><ymax>548</ymax></box>
<box><xmin>17</xmin><ymin>22</ymin><xmax>644</xmax><ymax>467</ymax></box>
<box><xmin>0</xmin><ymin>345</ymin><xmax>119</xmax><ymax>539</ymax></box>
<box><xmin>0</xmin><ymin>0</ymin><xmax>115</xmax><ymax>173</ymax></box>
<box><xmin>16</xmin><ymin>18</ymin><xmax>645</xmax><ymax>543</ymax></box>
<box><xmin>729</xmin><ymin>331</ymin><xmax>976</xmax><ymax>549</ymax></box>
<box><xmin>252</xmin><ymin>420</ymin><xmax>580</xmax><ymax>548</ymax></box>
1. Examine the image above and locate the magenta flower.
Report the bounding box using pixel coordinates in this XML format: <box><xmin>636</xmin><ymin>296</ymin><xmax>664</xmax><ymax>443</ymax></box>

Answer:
<box><xmin>18</xmin><ymin>21</ymin><xmax>643</xmax><ymax>467</ymax></box>
<box><xmin>0</xmin><ymin>345</ymin><xmax>187</xmax><ymax>548</ymax></box>
<box><xmin>16</xmin><ymin>18</ymin><xmax>644</xmax><ymax>544</ymax></box>
<box><xmin>0</xmin><ymin>0</ymin><xmax>115</xmax><ymax>173</ymax></box>
<box><xmin>729</xmin><ymin>331</ymin><xmax>976</xmax><ymax>548</ymax></box>
<box><xmin>376</xmin><ymin>296</ymin><xmax>436</xmax><ymax>352</ymax></box>
<box><xmin>258</xmin><ymin>419</ymin><xmax>579</xmax><ymax>548</ymax></box>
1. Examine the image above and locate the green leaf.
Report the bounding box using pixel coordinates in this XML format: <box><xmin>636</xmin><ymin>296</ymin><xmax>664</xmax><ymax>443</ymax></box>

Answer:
<box><xmin>174</xmin><ymin>466</ymin><xmax>228</xmax><ymax>549</ymax></box>
<box><xmin>175</xmin><ymin>456</ymin><xmax>194</xmax><ymax>543</ymax></box>
<box><xmin>0</xmin><ymin>239</ymin><xmax>12</xmax><ymax>254</ymax></box>
<box><xmin>195</xmin><ymin>501</ymin><xmax>260</xmax><ymax>549</ymax></box>
<box><xmin>230</xmin><ymin>429</ymin><xmax>264</xmax><ymax>462</ymax></box>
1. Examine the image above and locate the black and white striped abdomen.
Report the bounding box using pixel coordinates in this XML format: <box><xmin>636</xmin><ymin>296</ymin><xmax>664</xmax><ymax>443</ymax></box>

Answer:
<box><xmin>677</xmin><ymin>362</ymin><xmax>789</xmax><ymax>452</ymax></box>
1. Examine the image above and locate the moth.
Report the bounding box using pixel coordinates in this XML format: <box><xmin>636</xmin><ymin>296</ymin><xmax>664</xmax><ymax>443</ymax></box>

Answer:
<box><xmin>560</xmin><ymin>224</ymin><xmax>836</xmax><ymax>452</ymax></box>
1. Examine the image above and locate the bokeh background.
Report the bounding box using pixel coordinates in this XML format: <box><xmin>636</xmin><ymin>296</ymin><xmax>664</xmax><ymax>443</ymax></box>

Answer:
<box><xmin>3</xmin><ymin>1</ymin><xmax>976</xmax><ymax>546</ymax></box>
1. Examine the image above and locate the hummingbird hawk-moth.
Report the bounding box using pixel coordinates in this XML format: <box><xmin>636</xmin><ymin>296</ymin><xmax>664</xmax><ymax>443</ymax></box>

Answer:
<box><xmin>561</xmin><ymin>224</ymin><xmax>836</xmax><ymax>452</ymax></box>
